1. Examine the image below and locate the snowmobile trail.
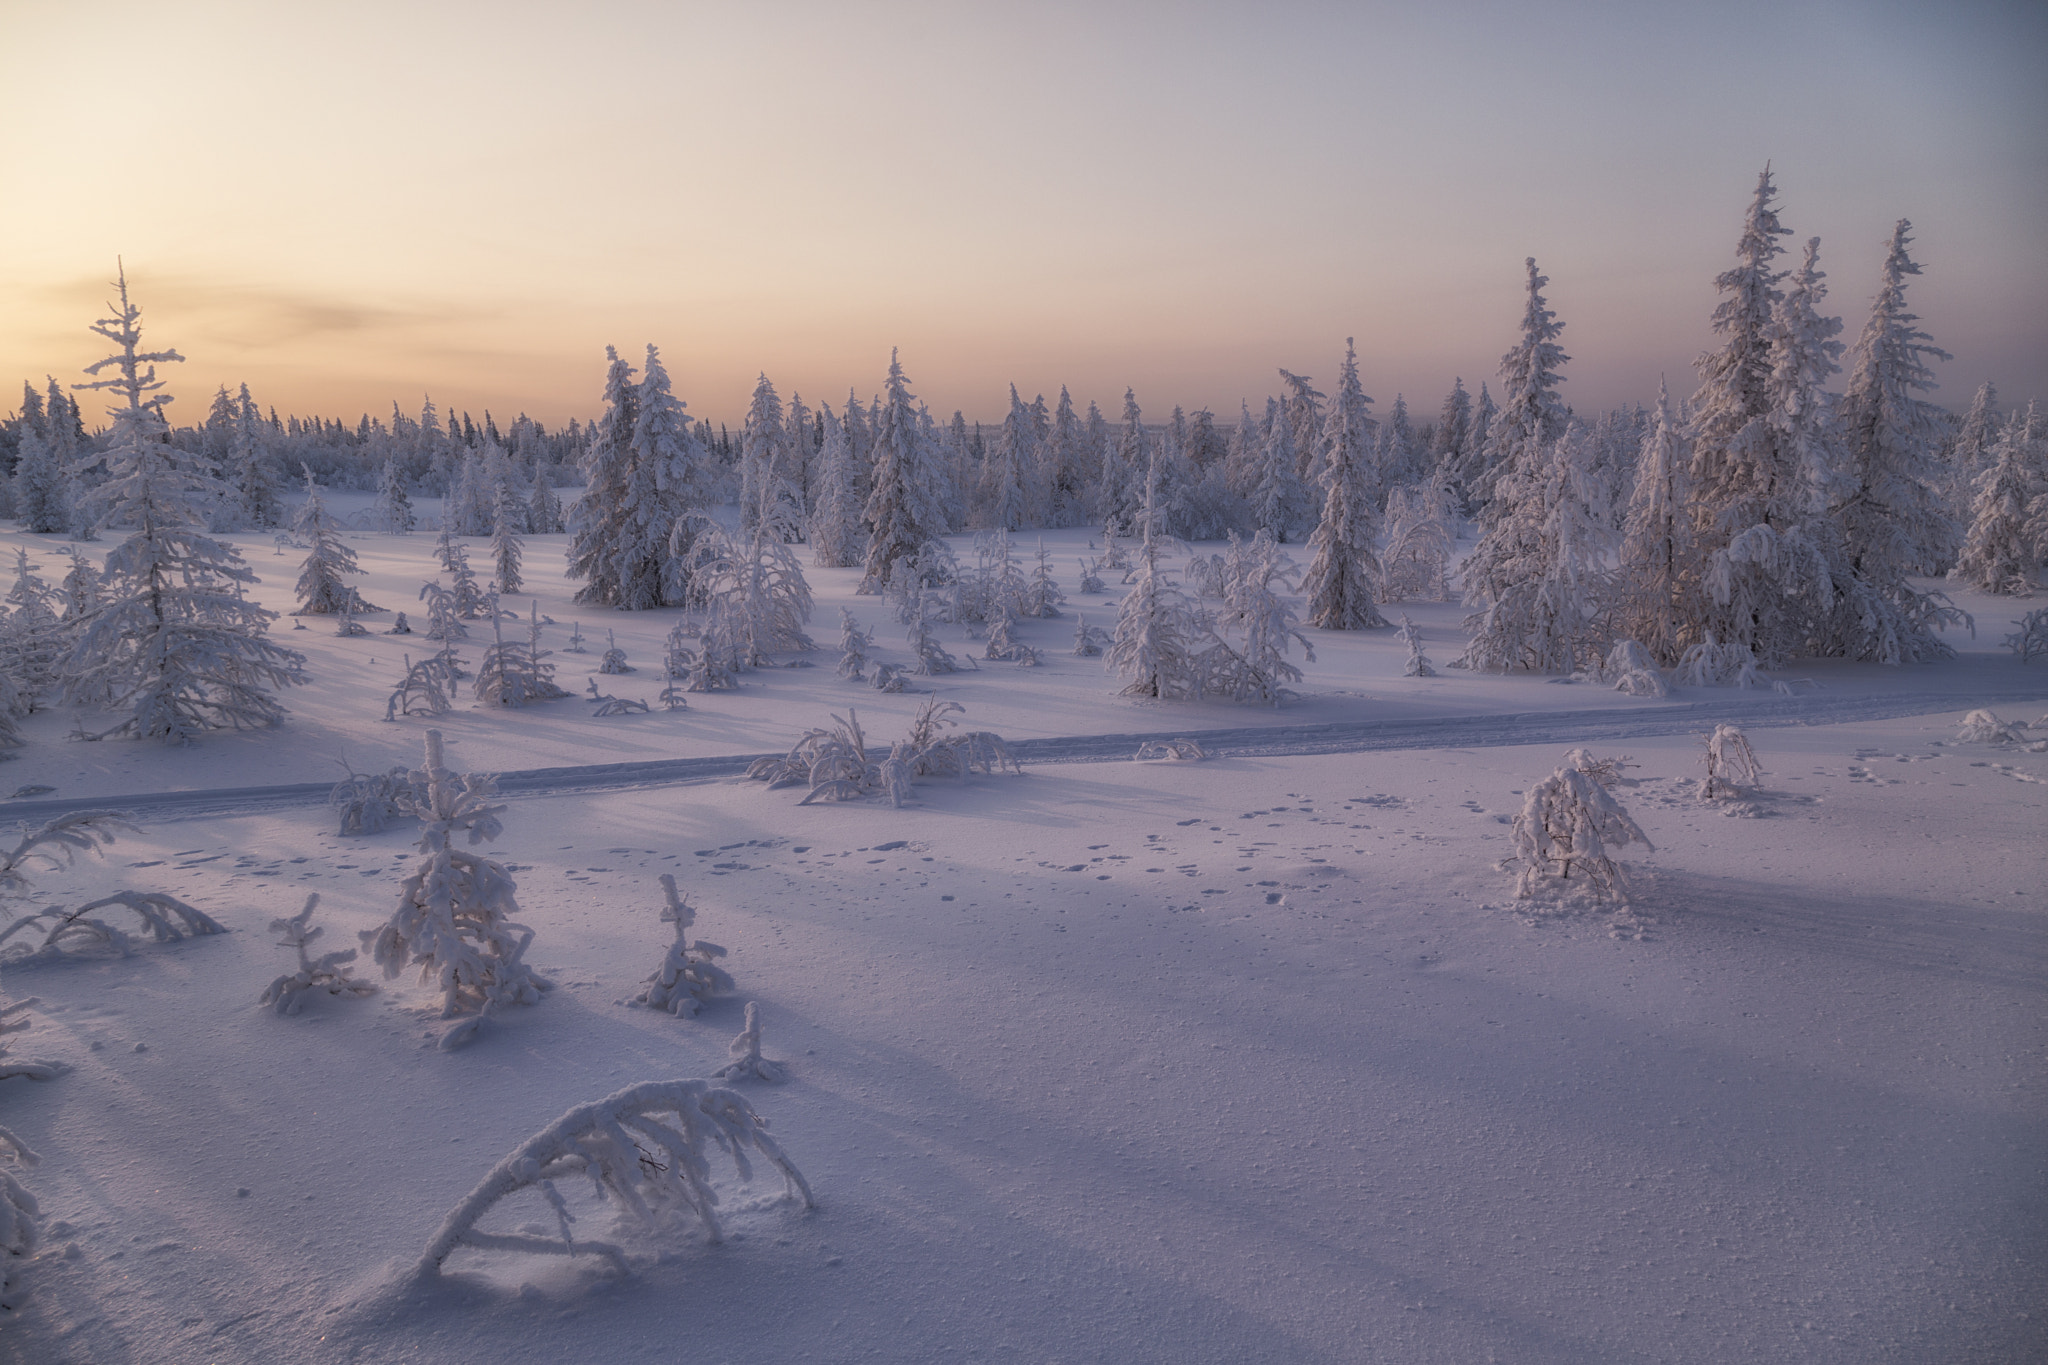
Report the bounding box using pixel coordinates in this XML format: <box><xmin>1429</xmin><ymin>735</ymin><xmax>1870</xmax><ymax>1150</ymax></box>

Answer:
<box><xmin>6</xmin><ymin>684</ymin><xmax>2041</xmax><ymax>826</ymax></box>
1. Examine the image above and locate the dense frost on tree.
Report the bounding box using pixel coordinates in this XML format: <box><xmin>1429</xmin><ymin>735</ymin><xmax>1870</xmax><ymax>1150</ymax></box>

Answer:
<box><xmin>635</xmin><ymin>874</ymin><xmax>732</xmax><ymax>1016</ymax></box>
<box><xmin>1475</xmin><ymin>259</ymin><xmax>1572</xmax><ymax>518</ymax></box>
<box><xmin>835</xmin><ymin>608</ymin><xmax>873</xmax><ymax>680</ymax></box>
<box><xmin>1106</xmin><ymin>468</ymin><xmax>1205</xmax><ymax>699</ymax></box>
<box><xmin>1041</xmin><ymin>387</ymin><xmax>1094</xmax><ymax>526</ymax></box>
<box><xmin>61</xmin><ymin>270</ymin><xmax>308</xmax><ymax>742</ymax></box>
<box><xmin>1239</xmin><ymin>397</ymin><xmax>1309</xmax><ymax>542</ymax></box>
<box><xmin>259</xmin><ymin>894</ymin><xmax>379</xmax><ymax>1015</ymax></box>
<box><xmin>740</xmin><ymin>373</ymin><xmax>802</xmax><ymax>540</ymax></box>
<box><xmin>1203</xmin><ymin>530</ymin><xmax>1316</xmax><ymax>704</ymax></box>
<box><xmin>693</xmin><ymin>521</ymin><xmax>815</xmax><ymax>668</ymax></box>
<box><xmin>489</xmin><ymin>478</ymin><xmax>524</xmax><ymax>595</ymax></box>
<box><xmin>1400</xmin><ymin>614</ymin><xmax>1435</xmax><ymax>677</ymax></box>
<box><xmin>417</xmin><ymin>580</ymin><xmax>467</xmax><ymax>643</ymax></box>
<box><xmin>475</xmin><ymin>602</ymin><xmax>570</xmax><ymax>706</ymax></box>
<box><xmin>11</xmin><ymin>426</ymin><xmax>69</xmax><ymax>535</ymax></box>
<box><xmin>584</xmin><ymin>678</ymin><xmax>650</xmax><ymax>715</ymax></box>
<box><xmin>1021</xmin><ymin>539</ymin><xmax>1066</xmax><ymax>617</ymax></box>
<box><xmin>808</xmin><ymin>404</ymin><xmax>864</xmax><ymax>568</ymax></box>
<box><xmin>861</xmin><ymin>352</ymin><xmax>949</xmax><ymax>593</ymax></box>
<box><xmin>1834</xmin><ymin>220</ymin><xmax>1957</xmax><ymax>580</ymax></box>
<box><xmin>527</xmin><ymin>459</ymin><xmax>564</xmax><ymax>534</ymax></box>
<box><xmin>0</xmin><ymin>886</ymin><xmax>225</xmax><ymax>966</ymax></box>
<box><xmin>1097</xmin><ymin>390</ymin><xmax>1152</xmax><ymax>539</ymax></box>
<box><xmin>1613</xmin><ymin>380</ymin><xmax>1694</xmax><ymax>660</ymax></box>
<box><xmin>568</xmin><ymin>345</ymin><xmax>706</xmax><ymax>609</ymax></box>
<box><xmin>1456</xmin><ymin>424</ymin><xmax>1615</xmax><ymax>675</ymax></box>
<box><xmin>292</xmin><ymin>466</ymin><xmax>380</xmax><ymax>616</ymax></box>
<box><xmin>1</xmin><ymin>550</ymin><xmax>64</xmax><ymax>711</ymax></box>
<box><xmin>1379</xmin><ymin>481</ymin><xmax>1454</xmax><ymax>602</ymax></box>
<box><xmin>1508</xmin><ymin>749</ymin><xmax>1653</xmax><ymax>905</ymax></box>
<box><xmin>1951</xmin><ymin>412</ymin><xmax>2043</xmax><ymax>594</ymax></box>
<box><xmin>415</xmin><ymin>1077</ymin><xmax>812</xmax><ymax>1279</ymax></box>
<box><xmin>1430</xmin><ymin>378</ymin><xmax>1473</xmax><ymax>494</ymax></box>
<box><xmin>228</xmin><ymin>384</ymin><xmax>283</xmax><ymax>529</ymax></box>
<box><xmin>361</xmin><ymin>731</ymin><xmax>551</xmax><ymax>1035</ymax></box>
<box><xmin>374</xmin><ymin>453</ymin><xmax>415</xmax><ymax>532</ymax></box>
<box><xmin>980</xmin><ymin>385</ymin><xmax>1036</xmax><ymax>531</ymax></box>
<box><xmin>716</xmin><ymin>1002</ymin><xmax>783</xmax><ymax>1082</ymax></box>
<box><xmin>902</xmin><ymin>589</ymin><xmax>959</xmax><ymax>675</ymax></box>
<box><xmin>1301</xmin><ymin>340</ymin><xmax>1388</xmax><ymax>631</ymax></box>
<box><xmin>433</xmin><ymin>529</ymin><xmax>489</xmax><ymax>620</ymax></box>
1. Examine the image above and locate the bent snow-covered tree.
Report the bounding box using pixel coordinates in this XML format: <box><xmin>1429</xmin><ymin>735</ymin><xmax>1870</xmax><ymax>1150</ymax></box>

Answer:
<box><xmin>62</xmin><ymin>268</ymin><xmax>308</xmax><ymax>742</ymax></box>
<box><xmin>416</xmin><ymin>1078</ymin><xmax>812</xmax><ymax>1279</ymax></box>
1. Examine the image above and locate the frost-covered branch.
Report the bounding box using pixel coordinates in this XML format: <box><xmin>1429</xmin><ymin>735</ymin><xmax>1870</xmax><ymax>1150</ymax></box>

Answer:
<box><xmin>259</xmin><ymin>894</ymin><xmax>378</xmax><ymax>1015</ymax></box>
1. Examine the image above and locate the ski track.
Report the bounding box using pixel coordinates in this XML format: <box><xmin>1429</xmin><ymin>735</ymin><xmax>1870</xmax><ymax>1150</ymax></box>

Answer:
<box><xmin>7</xmin><ymin>685</ymin><xmax>2041</xmax><ymax>825</ymax></box>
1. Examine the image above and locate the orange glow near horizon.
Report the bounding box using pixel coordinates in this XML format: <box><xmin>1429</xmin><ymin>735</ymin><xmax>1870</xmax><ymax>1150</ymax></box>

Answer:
<box><xmin>4</xmin><ymin>1</ymin><xmax>2044</xmax><ymax>431</ymax></box>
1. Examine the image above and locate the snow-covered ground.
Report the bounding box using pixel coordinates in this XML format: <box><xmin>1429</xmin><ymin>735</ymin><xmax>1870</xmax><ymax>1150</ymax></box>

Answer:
<box><xmin>0</xmin><ymin>506</ymin><xmax>2043</xmax><ymax>1363</ymax></box>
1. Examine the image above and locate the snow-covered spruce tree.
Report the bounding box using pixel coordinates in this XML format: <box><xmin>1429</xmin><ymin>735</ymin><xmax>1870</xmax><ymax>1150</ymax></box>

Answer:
<box><xmin>415</xmin><ymin>1078</ymin><xmax>811</xmax><ymax>1280</ymax></box>
<box><xmin>1301</xmin><ymin>339</ymin><xmax>1388</xmax><ymax>631</ymax></box>
<box><xmin>361</xmin><ymin>729</ymin><xmax>550</xmax><ymax>1039</ymax></box>
<box><xmin>1400</xmin><ymin>614</ymin><xmax>1435</xmax><ymax>676</ymax></box>
<box><xmin>860</xmin><ymin>351</ymin><xmax>948</xmax><ymax>593</ymax></box>
<box><xmin>1043</xmin><ymin>386</ymin><xmax>1093</xmax><ymax>526</ymax></box>
<box><xmin>599</xmin><ymin>628</ymin><xmax>632</xmax><ymax>674</ymax></box>
<box><xmin>1098</xmin><ymin>389</ymin><xmax>1150</xmax><ymax>538</ymax></box>
<box><xmin>635</xmin><ymin>873</ymin><xmax>733</xmax><ymax>1016</ymax></box>
<box><xmin>1021</xmin><ymin>539</ymin><xmax>1066</xmax><ymax>617</ymax></box>
<box><xmin>374</xmin><ymin>453</ymin><xmax>415</xmax><ymax>532</ymax></box>
<box><xmin>62</xmin><ymin>269</ymin><xmax>308</xmax><ymax>743</ymax></box>
<box><xmin>1835</xmin><ymin>220</ymin><xmax>1957</xmax><ymax>580</ymax></box>
<box><xmin>1474</xmin><ymin>257</ymin><xmax>1572</xmax><ymax>523</ymax></box>
<box><xmin>1106</xmin><ymin>463</ymin><xmax>1205</xmax><ymax>699</ymax></box>
<box><xmin>740</xmin><ymin>373</ymin><xmax>799</xmax><ymax>539</ymax></box>
<box><xmin>1278</xmin><ymin>369</ymin><xmax>1327</xmax><ymax>491</ymax></box>
<box><xmin>1244</xmin><ymin>396</ymin><xmax>1309</xmax><ymax>542</ymax></box>
<box><xmin>489</xmin><ymin>477</ymin><xmax>524</xmax><ymax>595</ymax></box>
<box><xmin>1509</xmin><ymin>748</ymin><xmax>1653</xmax><ymax>906</ymax></box>
<box><xmin>1</xmin><ymin>550</ymin><xmax>64</xmax><ymax>711</ymax></box>
<box><xmin>568</xmin><ymin>345</ymin><xmax>705</xmax><ymax>610</ymax></box>
<box><xmin>1951</xmin><ymin>415</ymin><xmax>2043</xmax><ymax>594</ymax></box>
<box><xmin>1430</xmin><ymin>377</ymin><xmax>1472</xmax><ymax>493</ymax></box>
<box><xmin>526</xmin><ymin>458</ymin><xmax>564</xmax><ymax>534</ymax></box>
<box><xmin>259</xmin><ymin>894</ymin><xmax>378</xmax><ymax>1016</ymax></box>
<box><xmin>1204</xmin><ymin>530</ymin><xmax>1316</xmax><ymax>705</ymax></box>
<box><xmin>809</xmin><ymin>403</ymin><xmax>864</xmax><ymax>568</ymax></box>
<box><xmin>12</xmin><ymin>426</ymin><xmax>70</xmax><ymax>535</ymax></box>
<box><xmin>475</xmin><ymin>602</ymin><xmax>569</xmax><ymax>706</ymax></box>
<box><xmin>229</xmin><ymin>383</ymin><xmax>283</xmax><ymax>529</ymax></box>
<box><xmin>1456</xmin><ymin>424</ymin><xmax>1616</xmax><ymax>675</ymax></box>
<box><xmin>292</xmin><ymin>465</ymin><xmax>380</xmax><ymax>616</ymax></box>
<box><xmin>1614</xmin><ymin>378</ymin><xmax>1694</xmax><ymax>661</ymax></box>
<box><xmin>980</xmin><ymin>385</ymin><xmax>1034</xmax><ymax>530</ymax></box>
<box><xmin>836</xmin><ymin>607</ymin><xmax>872</xmax><ymax>680</ymax></box>
<box><xmin>1379</xmin><ymin>480</ymin><xmax>1454</xmax><ymax>602</ymax></box>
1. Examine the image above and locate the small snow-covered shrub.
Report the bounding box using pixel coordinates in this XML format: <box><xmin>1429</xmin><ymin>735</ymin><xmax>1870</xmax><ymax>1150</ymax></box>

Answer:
<box><xmin>1076</xmin><ymin>559</ymin><xmax>1106</xmax><ymax>595</ymax></box>
<box><xmin>415</xmin><ymin>1078</ymin><xmax>812</xmax><ymax>1279</ymax></box>
<box><xmin>586</xmin><ymin>679</ymin><xmax>651</xmax><ymax>716</ymax></box>
<box><xmin>384</xmin><ymin>611</ymin><xmax>412</xmax><ymax>635</ymax></box>
<box><xmin>984</xmin><ymin>616</ymin><xmax>1040</xmax><ymax>665</ymax></box>
<box><xmin>905</xmin><ymin>593</ymin><xmax>960</xmax><ymax>675</ymax></box>
<box><xmin>636</xmin><ymin>874</ymin><xmax>732</xmax><ymax>1016</ymax></box>
<box><xmin>361</xmin><ymin>730</ymin><xmax>550</xmax><ymax>1034</ymax></box>
<box><xmin>474</xmin><ymin>603</ymin><xmax>570</xmax><ymax>707</ymax></box>
<box><xmin>1021</xmin><ymin>541</ymin><xmax>1066</xmax><ymax>618</ymax></box>
<box><xmin>2005</xmin><ymin>608</ymin><xmax>2048</xmax><ymax>663</ymax></box>
<box><xmin>1379</xmin><ymin>483</ymin><xmax>1454</xmax><ymax>603</ymax></box>
<box><xmin>0</xmin><ymin>997</ymin><xmax>60</xmax><ymax>1081</ymax></box>
<box><xmin>384</xmin><ymin>651</ymin><xmax>459</xmax><ymax>720</ymax></box>
<box><xmin>334</xmin><ymin>605</ymin><xmax>369</xmax><ymax>637</ymax></box>
<box><xmin>1072</xmin><ymin>614</ymin><xmax>1108</xmax><ymax>657</ymax></box>
<box><xmin>599</xmin><ymin>629</ymin><xmax>633</xmax><ymax>674</ymax></box>
<box><xmin>566</xmin><ymin>621</ymin><xmax>587</xmax><ymax>653</ymax></box>
<box><xmin>1599</xmin><ymin>639</ymin><xmax>1669</xmax><ymax>697</ymax></box>
<box><xmin>1699</xmin><ymin>724</ymin><xmax>1762</xmax><ymax>800</ymax></box>
<box><xmin>835</xmin><ymin>608</ymin><xmax>872</xmax><ymax>681</ymax></box>
<box><xmin>1675</xmin><ymin>634</ymin><xmax>1764</xmax><ymax>688</ymax></box>
<box><xmin>418</xmin><ymin>579</ymin><xmax>467</xmax><ymax>641</ymax></box>
<box><xmin>0</xmin><ymin>891</ymin><xmax>226</xmax><ymax>966</ymax></box>
<box><xmin>1956</xmin><ymin>709</ymin><xmax>2032</xmax><ymax>745</ymax></box>
<box><xmin>1508</xmin><ymin>749</ymin><xmax>1653</xmax><ymax>905</ymax></box>
<box><xmin>259</xmin><ymin>894</ymin><xmax>378</xmax><ymax>1016</ymax></box>
<box><xmin>1135</xmin><ymin>738</ymin><xmax>1208</xmax><ymax>761</ymax></box>
<box><xmin>715</xmin><ymin>1001</ymin><xmax>782</xmax><ymax>1082</ymax></box>
<box><xmin>0</xmin><ymin>1124</ymin><xmax>38</xmax><ymax>1309</ymax></box>
<box><xmin>751</xmin><ymin>702</ymin><xmax>1018</xmax><ymax>806</ymax></box>
<box><xmin>331</xmin><ymin>764</ymin><xmax>419</xmax><ymax>834</ymax></box>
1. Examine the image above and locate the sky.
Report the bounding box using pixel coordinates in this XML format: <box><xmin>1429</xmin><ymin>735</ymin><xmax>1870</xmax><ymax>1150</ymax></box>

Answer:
<box><xmin>2</xmin><ymin>0</ymin><xmax>2044</xmax><ymax>431</ymax></box>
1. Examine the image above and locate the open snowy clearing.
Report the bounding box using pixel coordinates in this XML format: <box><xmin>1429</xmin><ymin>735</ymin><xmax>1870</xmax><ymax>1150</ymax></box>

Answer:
<box><xmin>0</xmin><ymin>512</ymin><xmax>2043</xmax><ymax>1363</ymax></box>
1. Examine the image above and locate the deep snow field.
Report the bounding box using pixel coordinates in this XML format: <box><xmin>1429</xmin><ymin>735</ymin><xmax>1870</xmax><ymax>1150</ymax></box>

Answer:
<box><xmin>0</xmin><ymin>501</ymin><xmax>2043</xmax><ymax>1364</ymax></box>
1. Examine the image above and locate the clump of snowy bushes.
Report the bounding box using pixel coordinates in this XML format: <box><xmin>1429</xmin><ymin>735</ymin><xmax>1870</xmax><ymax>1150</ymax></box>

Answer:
<box><xmin>746</xmin><ymin>700</ymin><xmax>1020</xmax><ymax>807</ymax></box>
<box><xmin>415</xmin><ymin>1078</ymin><xmax>811</xmax><ymax>1280</ymax></box>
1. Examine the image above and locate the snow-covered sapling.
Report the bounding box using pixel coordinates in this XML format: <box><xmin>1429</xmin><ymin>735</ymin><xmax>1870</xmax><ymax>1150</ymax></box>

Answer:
<box><xmin>384</xmin><ymin>651</ymin><xmax>459</xmax><ymax>721</ymax></box>
<box><xmin>331</xmin><ymin>763</ymin><xmax>419</xmax><ymax>833</ymax></box>
<box><xmin>715</xmin><ymin>1001</ymin><xmax>783</xmax><ymax>1082</ymax></box>
<box><xmin>566</xmin><ymin>621</ymin><xmax>587</xmax><ymax>653</ymax></box>
<box><xmin>334</xmin><ymin>602</ymin><xmax>368</xmax><ymax>637</ymax></box>
<box><xmin>1400</xmin><ymin>615</ymin><xmax>1435</xmax><ymax>677</ymax></box>
<box><xmin>361</xmin><ymin>730</ymin><xmax>550</xmax><ymax>1037</ymax></box>
<box><xmin>474</xmin><ymin>602</ymin><xmax>570</xmax><ymax>707</ymax></box>
<box><xmin>599</xmin><ymin>629</ymin><xmax>632</xmax><ymax>674</ymax></box>
<box><xmin>1599</xmin><ymin>640</ymin><xmax>1668</xmax><ymax>697</ymax></box>
<box><xmin>0</xmin><ymin>1124</ymin><xmax>38</xmax><ymax>1309</ymax></box>
<box><xmin>984</xmin><ymin>615</ymin><xmax>1040</xmax><ymax>665</ymax></box>
<box><xmin>1022</xmin><ymin>541</ymin><xmax>1066</xmax><ymax>617</ymax></box>
<box><xmin>836</xmin><ymin>608</ymin><xmax>872</xmax><ymax>681</ymax></box>
<box><xmin>385</xmin><ymin>611</ymin><xmax>412</xmax><ymax>635</ymax></box>
<box><xmin>636</xmin><ymin>874</ymin><xmax>733</xmax><ymax>1016</ymax></box>
<box><xmin>415</xmin><ymin>1078</ymin><xmax>811</xmax><ymax>1279</ymax></box>
<box><xmin>1508</xmin><ymin>749</ymin><xmax>1654</xmax><ymax>905</ymax></box>
<box><xmin>1675</xmin><ymin>634</ymin><xmax>1766</xmax><ymax>689</ymax></box>
<box><xmin>586</xmin><ymin>678</ymin><xmax>651</xmax><ymax>715</ymax></box>
<box><xmin>418</xmin><ymin>580</ymin><xmax>467</xmax><ymax>641</ymax></box>
<box><xmin>1072</xmin><ymin>614</ymin><xmax>1108</xmax><ymax>657</ymax></box>
<box><xmin>905</xmin><ymin>593</ymin><xmax>959</xmax><ymax>675</ymax></box>
<box><xmin>292</xmin><ymin>466</ymin><xmax>381</xmax><ymax>616</ymax></box>
<box><xmin>0</xmin><ymin>998</ymin><xmax>61</xmax><ymax>1081</ymax></box>
<box><xmin>259</xmin><ymin>894</ymin><xmax>378</xmax><ymax>1015</ymax></box>
<box><xmin>1699</xmin><ymin>724</ymin><xmax>1762</xmax><ymax>800</ymax></box>
<box><xmin>1076</xmin><ymin>559</ymin><xmax>1106</xmax><ymax>595</ymax></box>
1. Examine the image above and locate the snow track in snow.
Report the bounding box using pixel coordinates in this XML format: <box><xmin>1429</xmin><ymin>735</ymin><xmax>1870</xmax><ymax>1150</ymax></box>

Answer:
<box><xmin>8</xmin><ymin>684</ymin><xmax>2042</xmax><ymax>827</ymax></box>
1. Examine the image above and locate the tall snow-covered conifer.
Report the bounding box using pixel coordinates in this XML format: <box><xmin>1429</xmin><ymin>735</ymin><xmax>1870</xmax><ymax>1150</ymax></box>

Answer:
<box><xmin>1301</xmin><ymin>340</ymin><xmax>1387</xmax><ymax>630</ymax></box>
<box><xmin>63</xmin><ymin>268</ymin><xmax>307</xmax><ymax>742</ymax></box>
<box><xmin>860</xmin><ymin>351</ymin><xmax>945</xmax><ymax>593</ymax></box>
